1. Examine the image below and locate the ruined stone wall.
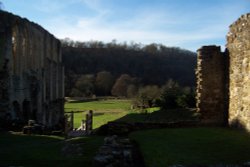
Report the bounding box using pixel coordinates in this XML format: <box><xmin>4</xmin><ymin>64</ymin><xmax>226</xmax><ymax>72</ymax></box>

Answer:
<box><xmin>196</xmin><ymin>46</ymin><xmax>228</xmax><ymax>125</ymax></box>
<box><xmin>0</xmin><ymin>15</ymin><xmax>12</xmax><ymax>119</ymax></box>
<box><xmin>226</xmin><ymin>14</ymin><xmax>250</xmax><ymax>130</ymax></box>
<box><xmin>196</xmin><ymin>13</ymin><xmax>250</xmax><ymax>131</ymax></box>
<box><xmin>0</xmin><ymin>11</ymin><xmax>64</xmax><ymax>127</ymax></box>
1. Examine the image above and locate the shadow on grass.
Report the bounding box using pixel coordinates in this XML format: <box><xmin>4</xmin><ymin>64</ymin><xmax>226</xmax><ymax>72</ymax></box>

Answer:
<box><xmin>66</xmin><ymin>97</ymin><xmax>121</xmax><ymax>103</ymax></box>
<box><xmin>115</xmin><ymin>108</ymin><xmax>198</xmax><ymax>123</ymax></box>
<box><xmin>67</xmin><ymin>99</ymin><xmax>100</xmax><ymax>103</ymax></box>
<box><xmin>130</xmin><ymin>127</ymin><xmax>250</xmax><ymax>167</ymax></box>
<box><xmin>0</xmin><ymin>132</ymin><xmax>104</xmax><ymax>167</ymax></box>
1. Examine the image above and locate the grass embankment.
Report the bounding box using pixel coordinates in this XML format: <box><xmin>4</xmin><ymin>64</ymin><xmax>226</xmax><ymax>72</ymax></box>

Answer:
<box><xmin>130</xmin><ymin>127</ymin><xmax>250</xmax><ymax>167</ymax></box>
<box><xmin>0</xmin><ymin>132</ymin><xmax>103</xmax><ymax>167</ymax></box>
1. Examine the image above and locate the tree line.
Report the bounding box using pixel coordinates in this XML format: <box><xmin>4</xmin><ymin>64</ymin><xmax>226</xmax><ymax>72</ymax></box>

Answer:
<box><xmin>61</xmin><ymin>39</ymin><xmax>197</xmax><ymax>100</ymax></box>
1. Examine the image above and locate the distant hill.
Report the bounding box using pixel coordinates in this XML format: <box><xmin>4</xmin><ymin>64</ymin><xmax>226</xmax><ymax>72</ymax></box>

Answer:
<box><xmin>61</xmin><ymin>39</ymin><xmax>197</xmax><ymax>96</ymax></box>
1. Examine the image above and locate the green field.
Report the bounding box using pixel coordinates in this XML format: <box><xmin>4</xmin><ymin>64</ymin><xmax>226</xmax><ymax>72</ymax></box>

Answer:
<box><xmin>0</xmin><ymin>99</ymin><xmax>137</xmax><ymax>166</ymax></box>
<box><xmin>64</xmin><ymin>99</ymin><xmax>160</xmax><ymax>129</ymax></box>
<box><xmin>0</xmin><ymin>132</ymin><xmax>103</xmax><ymax>167</ymax></box>
<box><xmin>65</xmin><ymin>99</ymin><xmax>132</xmax><ymax>128</ymax></box>
<box><xmin>2</xmin><ymin>99</ymin><xmax>250</xmax><ymax>166</ymax></box>
<box><xmin>65</xmin><ymin>99</ymin><xmax>131</xmax><ymax>112</ymax></box>
<box><xmin>130</xmin><ymin>127</ymin><xmax>250</xmax><ymax>167</ymax></box>
<box><xmin>64</xmin><ymin>99</ymin><xmax>196</xmax><ymax>129</ymax></box>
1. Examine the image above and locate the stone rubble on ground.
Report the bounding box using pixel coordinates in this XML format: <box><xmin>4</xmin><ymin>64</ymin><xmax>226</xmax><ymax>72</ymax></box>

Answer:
<box><xmin>93</xmin><ymin>135</ymin><xmax>145</xmax><ymax>167</ymax></box>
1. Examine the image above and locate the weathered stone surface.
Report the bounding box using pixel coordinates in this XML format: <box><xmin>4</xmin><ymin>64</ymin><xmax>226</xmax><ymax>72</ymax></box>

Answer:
<box><xmin>0</xmin><ymin>11</ymin><xmax>64</xmax><ymax>128</ymax></box>
<box><xmin>226</xmin><ymin>13</ymin><xmax>250</xmax><ymax>130</ymax></box>
<box><xmin>93</xmin><ymin>135</ymin><xmax>145</xmax><ymax>167</ymax></box>
<box><xmin>196</xmin><ymin>13</ymin><xmax>250</xmax><ymax>131</ymax></box>
<box><xmin>196</xmin><ymin>46</ymin><xmax>228</xmax><ymax>125</ymax></box>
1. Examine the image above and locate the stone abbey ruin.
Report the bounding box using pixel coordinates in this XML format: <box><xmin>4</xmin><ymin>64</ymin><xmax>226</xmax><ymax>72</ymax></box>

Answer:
<box><xmin>196</xmin><ymin>13</ymin><xmax>250</xmax><ymax>131</ymax></box>
<box><xmin>0</xmin><ymin>11</ymin><xmax>64</xmax><ymax>128</ymax></box>
<box><xmin>1</xmin><ymin>8</ymin><xmax>250</xmax><ymax>134</ymax></box>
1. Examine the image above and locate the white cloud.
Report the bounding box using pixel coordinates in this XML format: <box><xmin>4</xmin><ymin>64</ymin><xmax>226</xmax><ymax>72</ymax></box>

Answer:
<box><xmin>80</xmin><ymin>0</ymin><xmax>111</xmax><ymax>16</ymax></box>
<box><xmin>42</xmin><ymin>0</ymin><xmax>249</xmax><ymax>51</ymax></box>
<box><xmin>33</xmin><ymin>0</ymin><xmax>68</xmax><ymax>13</ymax></box>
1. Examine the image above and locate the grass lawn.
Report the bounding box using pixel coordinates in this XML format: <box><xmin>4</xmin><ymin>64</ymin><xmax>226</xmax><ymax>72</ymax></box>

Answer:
<box><xmin>130</xmin><ymin>127</ymin><xmax>250</xmax><ymax>167</ymax></box>
<box><xmin>0</xmin><ymin>132</ymin><xmax>103</xmax><ymax>167</ymax></box>
<box><xmin>65</xmin><ymin>99</ymin><xmax>133</xmax><ymax>128</ymax></box>
<box><xmin>65</xmin><ymin>99</ymin><xmax>161</xmax><ymax>128</ymax></box>
<box><xmin>65</xmin><ymin>99</ymin><xmax>132</xmax><ymax>112</ymax></box>
<box><xmin>3</xmin><ymin>99</ymin><xmax>250</xmax><ymax>167</ymax></box>
<box><xmin>116</xmin><ymin>108</ymin><xmax>197</xmax><ymax>123</ymax></box>
<box><xmin>64</xmin><ymin>99</ymin><xmax>197</xmax><ymax>129</ymax></box>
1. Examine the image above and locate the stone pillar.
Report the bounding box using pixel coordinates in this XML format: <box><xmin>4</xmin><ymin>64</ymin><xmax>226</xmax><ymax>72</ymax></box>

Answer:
<box><xmin>81</xmin><ymin>120</ymin><xmax>86</xmax><ymax>130</ymax></box>
<box><xmin>64</xmin><ymin>114</ymin><xmax>70</xmax><ymax>138</ymax></box>
<box><xmin>0</xmin><ymin>26</ymin><xmax>11</xmax><ymax>120</ymax></box>
<box><xmin>49</xmin><ymin>61</ymin><xmax>53</xmax><ymax>101</ymax></box>
<box><xmin>70</xmin><ymin>111</ymin><xmax>74</xmax><ymax>130</ymax></box>
<box><xmin>61</xmin><ymin>66</ymin><xmax>65</xmax><ymax>98</ymax></box>
<box><xmin>196</xmin><ymin>45</ymin><xmax>228</xmax><ymax>125</ymax></box>
<box><xmin>85</xmin><ymin>110</ymin><xmax>93</xmax><ymax>135</ymax></box>
<box><xmin>227</xmin><ymin>13</ymin><xmax>250</xmax><ymax>130</ymax></box>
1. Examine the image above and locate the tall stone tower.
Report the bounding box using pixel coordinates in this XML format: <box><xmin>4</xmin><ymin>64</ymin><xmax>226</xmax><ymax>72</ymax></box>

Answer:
<box><xmin>196</xmin><ymin>46</ymin><xmax>228</xmax><ymax>125</ymax></box>
<box><xmin>196</xmin><ymin>13</ymin><xmax>250</xmax><ymax>130</ymax></box>
<box><xmin>227</xmin><ymin>13</ymin><xmax>250</xmax><ymax>129</ymax></box>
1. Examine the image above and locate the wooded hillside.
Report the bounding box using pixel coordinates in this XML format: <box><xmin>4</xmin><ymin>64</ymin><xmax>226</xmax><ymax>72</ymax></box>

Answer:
<box><xmin>61</xmin><ymin>39</ymin><xmax>197</xmax><ymax>97</ymax></box>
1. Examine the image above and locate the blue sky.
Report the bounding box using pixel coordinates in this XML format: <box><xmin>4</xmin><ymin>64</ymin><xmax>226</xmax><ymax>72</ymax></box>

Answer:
<box><xmin>1</xmin><ymin>0</ymin><xmax>250</xmax><ymax>51</ymax></box>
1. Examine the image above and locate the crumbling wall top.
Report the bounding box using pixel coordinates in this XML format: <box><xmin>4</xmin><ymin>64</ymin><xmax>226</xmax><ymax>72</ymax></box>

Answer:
<box><xmin>0</xmin><ymin>11</ymin><xmax>59</xmax><ymax>43</ymax></box>
<box><xmin>197</xmin><ymin>45</ymin><xmax>221</xmax><ymax>52</ymax></box>
<box><xmin>227</xmin><ymin>13</ymin><xmax>250</xmax><ymax>43</ymax></box>
<box><xmin>197</xmin><ymin>45</ymin><xmax>222</xmax><ymax>59</ymax></box>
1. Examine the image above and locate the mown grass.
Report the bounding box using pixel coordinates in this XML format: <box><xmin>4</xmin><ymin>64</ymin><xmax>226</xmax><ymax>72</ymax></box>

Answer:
<box><xmin>65</xmin><ymin>99</ymin><xmax>161</xmax><ymax>129</ymax></box>
<box><xmin>65</xmin><ymin>99</ymin><xmax>131</xmax><ymax>112</ymax></box>
<box><xmin>0</xmin><ymin>132</ymin><xmax>103</xmax><ymax>167</ymax></box>
<box><xmin>64</xmin><ymin>99</ymin><xmax>196</xmax><ymax>129</ymax></box>
<box><xmin>116</xmin><ymin>108</ymin><xmax>196</xmax><ymax>123</ymax></box>
<box><xmin>0</xmin><ymin>99</ymin><xmax>160</xmax><ymax>166</ymax></box>
<box><xmin>65</xmin><ymin>99</ymin><xmax>132</xmax><ymax>128</ymax></box>
<box><xmin>130</xmin><ymin>127</ymin><xmax>250</xmax><ymax>167</ymax></box>
<box><xmin>3</xmin><ymin>99</ymin><xmax>250</xmax><ymax>167</ymax></box>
